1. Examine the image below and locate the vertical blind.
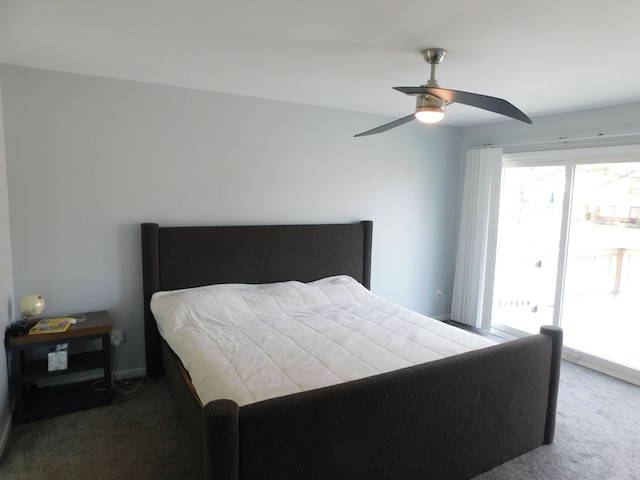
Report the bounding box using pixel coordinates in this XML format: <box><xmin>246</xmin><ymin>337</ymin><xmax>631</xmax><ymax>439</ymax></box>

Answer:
<box><xmin>451</xmin><ymin>147</ymin><xmax>503</xmax><ymax>327</ymax></box>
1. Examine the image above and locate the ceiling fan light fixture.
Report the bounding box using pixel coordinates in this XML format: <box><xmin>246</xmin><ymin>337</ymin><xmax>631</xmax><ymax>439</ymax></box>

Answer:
<box><xmin>415</xmin><ymin>105</ymin><xmax>445</xmax><ymax>123</ymax></box>
<box><xmin>415</xmin><ymin>95</ymin><xmax>445</xmax><ymax>123</ymax></box>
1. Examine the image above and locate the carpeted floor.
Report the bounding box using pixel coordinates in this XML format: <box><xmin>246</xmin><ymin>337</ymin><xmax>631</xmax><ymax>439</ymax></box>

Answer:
<box><xmin>1</xmin><ymin>361</ymin><xmax>639</xmax><ymax>479</ymax></box>
<box><xmin>0</xmin><ymin>377</ymin><xmax>202</xmax><ymax>480</ymax></box>
<box><xmin>473</xmin><ymin>360</ymin><xmax>640</xmax><ymax>479</ymax></box>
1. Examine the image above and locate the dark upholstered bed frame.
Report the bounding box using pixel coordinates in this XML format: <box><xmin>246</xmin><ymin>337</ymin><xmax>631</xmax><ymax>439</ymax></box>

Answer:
<box><xmin>141</xmin><ymin>221</ymin><xmax>562</xmax><ymax>480</ymax></box>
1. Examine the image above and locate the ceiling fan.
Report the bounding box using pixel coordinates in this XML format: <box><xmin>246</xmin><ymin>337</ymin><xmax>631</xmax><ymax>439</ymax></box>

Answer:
<box><xmin>354</xmin><ymin>48</ymin><xmax>532</xmax><ymax>137</ymax></box>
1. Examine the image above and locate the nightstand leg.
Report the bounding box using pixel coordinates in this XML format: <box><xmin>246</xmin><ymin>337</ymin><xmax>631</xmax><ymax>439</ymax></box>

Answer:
<box><xmin>102</xmin><ymin>333</ymin><xmax>113</xmax><ymax>401</ymax></box>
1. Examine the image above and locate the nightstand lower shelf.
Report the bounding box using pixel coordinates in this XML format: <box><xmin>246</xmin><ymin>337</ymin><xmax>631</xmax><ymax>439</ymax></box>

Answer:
<box><xmin>19</xmin><ymin>379</ymin><xmax>111</xmax><ymax>422</ymax></box>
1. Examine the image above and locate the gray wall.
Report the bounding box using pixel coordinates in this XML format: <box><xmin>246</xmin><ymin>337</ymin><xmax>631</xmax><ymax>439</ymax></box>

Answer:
<box><xmin>0</xmin><ymin>64</ymin><xmax>462</xmax><ymax>379</ymax></box>
<box><xmin>461</xmin><ymin>101</ymin><xmax>640</xmax><ymax>153</ymax></box>
<box><xmin>0</xmin><ymin>81</ymin><xmax>14</xmax><ymax>456</ymax></box>
<box><xmin>3</xmin><ymin>63</ymin><xmax>640</xmax><ymax>447</ymax></box>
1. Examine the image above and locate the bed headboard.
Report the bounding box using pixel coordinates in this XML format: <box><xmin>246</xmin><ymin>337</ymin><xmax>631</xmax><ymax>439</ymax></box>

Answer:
<box><xmin>141</xmin><ymin>221</ymin><xmax>373</xmax><ymax>378</ymax></box>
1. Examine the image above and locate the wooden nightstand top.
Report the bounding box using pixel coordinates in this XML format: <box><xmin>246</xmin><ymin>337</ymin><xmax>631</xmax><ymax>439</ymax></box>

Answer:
<box><xmin>8</xmin><ymin>310</ymin><xmax>111</xmax><ymax>347</ymax></box>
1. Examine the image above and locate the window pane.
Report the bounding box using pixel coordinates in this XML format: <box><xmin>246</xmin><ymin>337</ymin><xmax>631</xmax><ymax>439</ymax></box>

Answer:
<box><xmin>492</xmin><ymin>166</ymin><xmax>566</xmax><ymax>334</ymax></box>
<box><xmin>562</xmin><ymin>162</ymin><xmax>640</xmax><ymax>370</ymax></box>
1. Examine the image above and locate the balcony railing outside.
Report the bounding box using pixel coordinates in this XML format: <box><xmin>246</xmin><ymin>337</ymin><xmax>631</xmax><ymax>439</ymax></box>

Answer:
<box><xmin>494</xmin><ymin>247</ymin><xmax>640</xmax><ymax>312</ymax></box>
<box><xmin>565</xmin><ymin>248</ymin><xmax>640</xmax><ymax>297</ymax></box>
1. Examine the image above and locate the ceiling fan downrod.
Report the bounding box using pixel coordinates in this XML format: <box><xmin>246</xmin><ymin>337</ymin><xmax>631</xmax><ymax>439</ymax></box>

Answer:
<box><xmin>422</xmin><ymin>48</ymin><xmax>446</xmax><ymax>88</ymax></box>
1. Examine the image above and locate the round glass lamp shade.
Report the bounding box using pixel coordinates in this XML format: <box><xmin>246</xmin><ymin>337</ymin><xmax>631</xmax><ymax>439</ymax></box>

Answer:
<box><xmin>415</xmin><ymin>105</ymin><xmax>445</xmax><ymax>123</ymax></box>
<box><xmin>18</xmin><ymin>294</ymin><xmax>45</xmax><ymax>318</ymax></box>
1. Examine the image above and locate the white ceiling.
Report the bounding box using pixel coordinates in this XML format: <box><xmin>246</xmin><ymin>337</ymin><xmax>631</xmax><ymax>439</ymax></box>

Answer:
<box><xmin>1</xmin><ymin>0</ymin><xmax>640</xmax><ymax>127</ymax></box>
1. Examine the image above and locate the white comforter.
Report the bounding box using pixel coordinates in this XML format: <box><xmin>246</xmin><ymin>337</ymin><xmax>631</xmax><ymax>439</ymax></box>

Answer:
<box><xmin>150</xmin><ymin>275</ymin><xmax>495</xmax><ymax>407</ymax></box>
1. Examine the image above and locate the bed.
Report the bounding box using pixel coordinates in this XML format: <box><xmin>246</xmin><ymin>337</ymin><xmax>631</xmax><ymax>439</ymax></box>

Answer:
<box><xmin>141</xmin><ymin>220</ymin><xmax>562</xmax><ymax>480</ymax></box>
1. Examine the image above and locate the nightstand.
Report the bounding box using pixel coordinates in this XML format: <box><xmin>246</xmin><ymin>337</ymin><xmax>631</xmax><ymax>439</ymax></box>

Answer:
<box><xmin>6</xmin><ymin>310</ymin><xmax>112</xmax><ymax>422</ymax></box>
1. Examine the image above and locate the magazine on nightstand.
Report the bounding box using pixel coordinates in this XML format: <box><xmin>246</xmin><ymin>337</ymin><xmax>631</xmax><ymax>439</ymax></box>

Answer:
<box><xmin>29</xmin><ymin>317</ymin><xmax>73</xmax><ymax>334</ymax></box>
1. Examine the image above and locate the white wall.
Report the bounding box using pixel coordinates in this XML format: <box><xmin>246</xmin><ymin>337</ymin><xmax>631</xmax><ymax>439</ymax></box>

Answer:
<box><xmin>461</xmin><ymin>101</ymin><xmax>640</xmax><ymax>153</ymax></box>
<box><xmin>0</xmin><ymin>64</ymin><xmax>462</xmax><ymax>376</ymax></box>
<box><xmin>0</xmin><ymin>81</ymin><xmax>15</xmax><ymax>457</ymax></box>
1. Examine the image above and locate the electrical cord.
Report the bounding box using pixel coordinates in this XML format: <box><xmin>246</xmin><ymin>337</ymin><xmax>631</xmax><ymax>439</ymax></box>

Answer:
<box><xmin>111</xmin><ymin>344</ymin><xmax>150</xmax><ymax>395</ymax></box>
<box><xmin>92</xmin><ymin>344</ymin><xmax>150</xmax><ymax>395</ymax></box>
<box><xmin>69</xmin><ymin>313</ymin><xmax>87</xmax><ymax>323</ymax></box>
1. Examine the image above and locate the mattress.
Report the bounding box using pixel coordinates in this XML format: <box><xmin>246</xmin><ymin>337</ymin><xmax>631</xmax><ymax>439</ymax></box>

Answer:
<box><xmin>150</xmin><ymin>275</ymin><xmax>495</xmax><ymax>407</ymax></box>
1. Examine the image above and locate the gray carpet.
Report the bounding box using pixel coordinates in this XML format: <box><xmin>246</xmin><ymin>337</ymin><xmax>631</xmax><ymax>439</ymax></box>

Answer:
<box><xmin>473</xmin><ymin>361</ymin><xmax>640</xmax><ymax>480</ymax></box>
<box><xmin>1</xmin><ymin>361</ymin><xmax>638</xmax><ymax>479</ymax></box>
<box><xmin>0</xmin><ymin>377</ymin><xmax>202</xmax><ymax>480</ymax></box>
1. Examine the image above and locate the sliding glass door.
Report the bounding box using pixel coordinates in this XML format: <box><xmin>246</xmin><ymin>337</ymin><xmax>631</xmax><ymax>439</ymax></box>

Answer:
<box><xmin>561</xmin><ymin>162</ymin><xmax>640</xmax><ymax>372</ymax></box>
<box><xmin>490</xmin><ymin>147</ymin><xmax>640</xmax><ymax>382</ymax></box>
<box><xmin>491</xmin><ymin>165</ymin><xmax>565</xmax><ymax>335</ymax></box>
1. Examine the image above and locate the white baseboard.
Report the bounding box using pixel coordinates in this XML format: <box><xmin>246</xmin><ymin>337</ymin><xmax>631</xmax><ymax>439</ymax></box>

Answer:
<box><xmin>0</xmin><ymin>412</ymin><xmax>11</xmax><ymax>461</ymax></box>
<box><xmin>432</xmin><ymin>313</ymin><xmax>451</xmax><ymax>321</ymax></box>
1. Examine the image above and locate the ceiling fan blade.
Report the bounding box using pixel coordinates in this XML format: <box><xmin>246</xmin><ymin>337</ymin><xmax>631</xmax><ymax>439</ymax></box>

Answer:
<box><xmin>393</xmin><ymin>86</ymin><xmax>531</xmax><ymax>124</ymax></box>
<box><xmin>425</xmin><ymin>87</ymin><xmax>532</xmax><ymax>124</ymax></box>
<box><xmin>354</xmin><ymin>113</ymin><xmax>416</xmax><ymax>137</ymax></box>
<box><xmin>393</xmin><ymin>86</ymin><xmax>428</xmax><ymax>95</ymax></box>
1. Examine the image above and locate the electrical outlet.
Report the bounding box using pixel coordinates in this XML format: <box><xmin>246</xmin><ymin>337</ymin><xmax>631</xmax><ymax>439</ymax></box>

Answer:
<box><xmin>110</xmin><ymin>330</ymin><xmax>124</xmax><ymax>347</ymax></box>
<box><xmin>435</xmin><ymin>289</ymin><xmax>444</xmax><ymax>299</ymax></box>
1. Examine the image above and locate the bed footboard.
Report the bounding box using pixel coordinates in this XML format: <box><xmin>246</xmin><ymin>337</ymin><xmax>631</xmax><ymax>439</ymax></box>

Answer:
<box><xmin>202</xmin><ymin>326</ymin><xmax>562</xmax><ymax>480</ymax></box>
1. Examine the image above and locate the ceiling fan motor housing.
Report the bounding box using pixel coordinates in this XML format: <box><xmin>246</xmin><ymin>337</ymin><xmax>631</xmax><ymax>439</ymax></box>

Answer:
<box><xmin>416</xmin><ymin>95</ymin><xmax>445</xmax><ymax>109</ymax></box>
